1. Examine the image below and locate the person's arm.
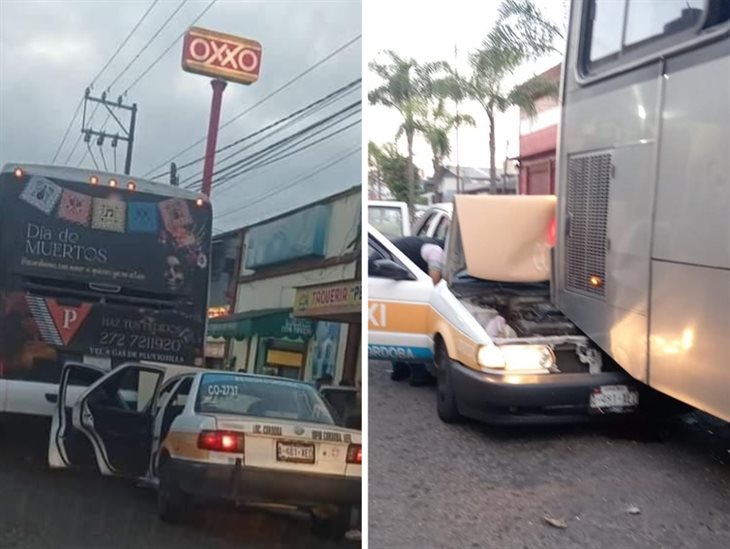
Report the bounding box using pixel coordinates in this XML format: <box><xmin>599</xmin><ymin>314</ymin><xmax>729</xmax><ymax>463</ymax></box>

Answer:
<box><xmin>421</xmin><ymin>244</ymin><xmax>444</xmax><ymax>285</ymax></box>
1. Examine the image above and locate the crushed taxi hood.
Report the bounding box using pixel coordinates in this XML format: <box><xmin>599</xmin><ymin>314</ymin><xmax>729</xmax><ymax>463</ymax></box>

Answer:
<box><xmin>447</xmin><ymin>194</ymin><xmax>556</xmax><ymax>283</ymax></box>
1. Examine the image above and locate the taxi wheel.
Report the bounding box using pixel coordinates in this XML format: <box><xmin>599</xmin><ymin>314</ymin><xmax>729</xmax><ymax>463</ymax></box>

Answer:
<box><xmin>436</xmin><ymin>345</ymin><xmax>462</xmax><ymax>423</ymax></box>
<box><xmin>157</xmin><ymin>456</ymin><xmax>189</xmax><ymax>523</ymax></box>
<box><xmin>311</xmin><ymin>507</ymin><xmax>350</xmax><ymax>540</ymax></box>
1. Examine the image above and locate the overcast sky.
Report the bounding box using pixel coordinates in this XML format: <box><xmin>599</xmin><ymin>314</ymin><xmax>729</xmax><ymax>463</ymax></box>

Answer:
<box><xmin>0</xmin><ymin>0</ymin><xmax>362</xmax><ymax>232</ymax></box>
<box><xmin>364</xmin><ymin>0</ymin><xmax>566</xmax><ymax>177</ymax></box>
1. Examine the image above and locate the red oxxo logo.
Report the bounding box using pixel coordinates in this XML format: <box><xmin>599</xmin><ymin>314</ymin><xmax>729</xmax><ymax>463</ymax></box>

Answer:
<box><xmin>182</xmin><ymin>27</ymin><xmax>262</xmax><ymax>85</ymax></box>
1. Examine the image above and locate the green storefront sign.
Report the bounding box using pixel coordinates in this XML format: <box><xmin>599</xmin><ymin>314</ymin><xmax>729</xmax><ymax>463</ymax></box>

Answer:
<box><xmin>208</xmin><ymin>309</ymin><xmax>314</xmax><ymax>341</ymax></box>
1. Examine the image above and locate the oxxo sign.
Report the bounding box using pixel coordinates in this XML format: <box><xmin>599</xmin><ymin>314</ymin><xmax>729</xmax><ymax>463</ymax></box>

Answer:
<box><xmin>182</xmin><ymin>27</ymin><xmax>262</xmax><ymax>85</ymax></box>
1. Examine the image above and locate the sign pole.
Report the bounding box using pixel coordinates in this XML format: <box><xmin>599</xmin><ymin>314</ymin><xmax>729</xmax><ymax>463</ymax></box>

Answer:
<box><xmin>201</xmin><ymin>78</ymin><xmax>227</xmax><ymax>196</ymax></box>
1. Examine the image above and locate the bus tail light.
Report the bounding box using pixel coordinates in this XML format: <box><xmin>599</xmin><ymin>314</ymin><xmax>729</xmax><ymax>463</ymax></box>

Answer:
<box><xmin>197</xmin><ymin>430</ymin><xmax>245</xmax><ymax>453</ymax></box>
<box><xmin>346</xmin><ymin>444</ymin><xmax>362</xmax><ymax>464</ymax></box>
<box><xmin>13</xmin><ymin>167</ymin><xmax>24</xmax><ymax>179</ymax></box>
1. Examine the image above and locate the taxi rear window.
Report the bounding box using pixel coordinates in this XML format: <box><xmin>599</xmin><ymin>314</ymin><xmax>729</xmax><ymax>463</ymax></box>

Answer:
<box><xmin>196</xmin><ymin>373</ymin><xmax>335</xmax><ymax>426</ymax></box>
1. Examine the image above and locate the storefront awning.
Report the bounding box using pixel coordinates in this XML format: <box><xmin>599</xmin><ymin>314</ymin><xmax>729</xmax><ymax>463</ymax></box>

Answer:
<box><xmin>208</xmin><ymin>308</ymin><xmax>315</xmax><ymax>341</ymax></box>
<box><xmin>293</xmin><ymin>279</ymin><xmax>362</xmax><ymax>324</ymax></box>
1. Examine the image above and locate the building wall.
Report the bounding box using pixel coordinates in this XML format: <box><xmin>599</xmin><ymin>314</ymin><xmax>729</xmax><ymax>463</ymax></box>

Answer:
<box><xmin>228</xmin><ymin>188</ymin><xmax>361</xmax><ymax>383</ymax></box>
<box><xmin>517</xmin><ymin>64</ymin><xmax>561</xmax><ymax>196</ymax></box>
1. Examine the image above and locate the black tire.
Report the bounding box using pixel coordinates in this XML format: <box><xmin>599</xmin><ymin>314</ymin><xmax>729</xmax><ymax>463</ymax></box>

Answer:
<box><xmin>311</xmin><ymin>507</ymin><xmax>350</xmax><ymax>540</ymax></box>
<box><xmin>157</xmin><ymin>456</ymin><xmax>189</xmax><ymax>523</ymax></box>
<box><xmin>436</xmin><ymin>344</ymin><xmax>461</xmax><ymax>423</ymax></box>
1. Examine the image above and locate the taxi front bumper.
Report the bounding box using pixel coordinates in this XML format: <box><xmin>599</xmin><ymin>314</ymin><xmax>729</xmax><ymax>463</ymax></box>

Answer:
<box><xmin>170</xmin><ymin>458</ymin><xmax>361</xmax><ymax>508</ymax></box>
<box><xmin>449</xmin><ymin>359</ymin><xmax>638</xmax><ymax>424</ymax></box>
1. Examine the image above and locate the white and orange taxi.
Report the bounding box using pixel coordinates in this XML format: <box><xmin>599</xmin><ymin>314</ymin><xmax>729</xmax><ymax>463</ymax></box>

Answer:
<box><xmin>369</xmin><ymin>195</ymin><xmax>639</xmax><ymax>424</ymax></box>
<box><xmin>48</xmin><ymin>363</ymin><xmax>361</xmax><ymax>537</ymax></box>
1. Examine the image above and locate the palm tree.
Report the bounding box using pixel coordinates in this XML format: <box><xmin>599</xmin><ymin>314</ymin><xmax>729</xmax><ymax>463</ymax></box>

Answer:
<box><xmin>420</xmin><ymin>100</ymin><xmax>475</xmax><ymax>201</ymax></box>
<box><xmin>435</xmin><ymin>0</ymin><xmax>561</xmax><ymax>187</ymax></box>
<box><xmin>368</xmin><ymin>51</ymin><xmax>437</xmax><ymax>219</ymax></box>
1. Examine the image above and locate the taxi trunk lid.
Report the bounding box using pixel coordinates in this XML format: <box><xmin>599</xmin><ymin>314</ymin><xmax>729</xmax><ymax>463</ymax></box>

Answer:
<box><xmin>211</xmin><ymin>415</ymin><xmax>360</xmax><ymax>475</ymax></box>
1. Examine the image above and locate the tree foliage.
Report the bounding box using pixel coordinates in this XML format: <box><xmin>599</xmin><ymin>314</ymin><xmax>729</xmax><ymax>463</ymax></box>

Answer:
<box><xmin>369</xmin><ymin>142</ymin><xmax>420</xmax><ymax>204</ymax></box>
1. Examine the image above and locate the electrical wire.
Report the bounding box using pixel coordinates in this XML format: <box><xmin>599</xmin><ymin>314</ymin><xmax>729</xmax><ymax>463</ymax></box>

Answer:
<box><xmin>213</xmin><ymin>145</ymin><xmax>360</xmax><ymax>223</ymax></box>
<box><xmin>105</xmin><ymin>0</ymin><xmax>189</xmax><ymax>94</ymax></box>
<box><xmin>86</xmin><ymin>142</ymin><xmax>100</xmax><ymax>170</ymax></box>
<box><xmin>91</xmin><ymin>0</ymin><xmax>161</xmax><ymax>89</ymax></box>
<box><xmin>182</xmin><ymin>100</ymin><xmax>360</xmax><ymax>189</ymax></box>
<box><xmin>149</xmin><ymin>78</ymin><xmax>361</xmax><ymax>181</ymax></box>
<box><xmin>202</xmin><ymin>112</ymin><xmax>361</xmax><ymax>192</ymax></box>
<box><xmin>122</xmin><ymin>0</ymin><xmax>217</xmax><ymax>95</ymax></box>
<box><xmin>141</xmin><ymin>34</ymin><xmax>362</xmax><ymax>177</ymax></box>
<box><xmin>50</xmin><ymin>0</ymin><xmax>159</xmax><ymax>163</ymax></box>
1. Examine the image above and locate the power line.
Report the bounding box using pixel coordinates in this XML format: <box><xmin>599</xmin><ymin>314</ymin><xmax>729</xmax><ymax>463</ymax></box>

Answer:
<box><xmin>122</xmin><ymin>0</ymin><xmax>217</xmax><ymax>95</ymax></box>
<box><xmin>67</xmin><ymin>102</ymin><xmax>103</xmax><ymax>165</ymax></box>
<box><xmin>202</xmin><ymin>109</ymin><xmax>361</xmax><ymax>192</ymax></box>
<box><xmin>51</xmin><ymin>0</ymin><xmax>159</xmax><ymax>163</ymax></box>
<box><xmin>183</xmin><ymin>100</ymin><xmax>360</xmax><ymax>189</ymax></box>
<box><xmin>213</xmin><ymin>145</ymin><xmax>360</xmax><ymax>223</ymax></box>
<box><xmin>226</xmin><ymin>118</ymin><xmax>361</xmax><ymax>181</ymax></box>
<box><xmin>90</xmin><ymin>0</ymin><xmax>161</xmax><ymax>89</ymax></box>
<box><xmin>175</xmin><ymin>86</ymin><xmax>360</xmax><ymax>187</ymax></box>
<box><xmin>106</xmin><ymin>0</ymin><xmax>189</xmax><ymax>94</ymax></box>
<box><xmin>141</xmin><ymin>33</ymin><xmax>362</xmax><ymax>177</ymax></box>
<box><xmin>76</xmin><ymin>112</ymin><xmax>112</xmax><ymax>167</ymax></box>
<box><xmin>149</xmin><ymin>78</ymin><xmax>361</xmax><ymax>181</ymax></box>
<box><xmin>202</xmin><ymin>118</ymin><xmax>361</xmax><ymax>195</ymax></box>
<box><xmin>86</xmin><ymin>142</ymin><xmax>100</xmax><ymax>170</ymax></box>
<box><xmin>51</xmin><ymin>98</ymin><xmax>83</xmax><ymax>164</ymax></box>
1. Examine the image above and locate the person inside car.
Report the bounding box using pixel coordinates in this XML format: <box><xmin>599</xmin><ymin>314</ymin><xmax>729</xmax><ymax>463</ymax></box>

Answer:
<box><xmin>388</xmin><ymin>235</ymin><xmax>445</xmax><ymax>386</ymax></box>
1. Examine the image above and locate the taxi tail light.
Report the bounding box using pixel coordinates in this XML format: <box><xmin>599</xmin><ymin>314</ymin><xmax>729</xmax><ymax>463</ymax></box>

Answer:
<box><xmin>346</xmin><ymin>444</ymin><xmax>362</xmax><ymax>464</ymax></box>
<box><xmin>197</xmin><ymin>430</ymin><xmax>245</xmax><ymax>453</ymax></box>
<box><xmin>547</xmin><ymin>215</ymin><xmax>557</xmax><ymax>247</ymax></box>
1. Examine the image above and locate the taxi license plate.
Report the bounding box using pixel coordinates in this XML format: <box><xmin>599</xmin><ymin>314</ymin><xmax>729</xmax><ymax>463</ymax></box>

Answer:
<box><xmin>276</xmin><ymin>441</ymin><xmax>315</xmax><ymax>464</ymax></box>
<box><xmin>590</xmin><ymin>385</ymin><xmax>639</xmax><ymax>412</ymax></box>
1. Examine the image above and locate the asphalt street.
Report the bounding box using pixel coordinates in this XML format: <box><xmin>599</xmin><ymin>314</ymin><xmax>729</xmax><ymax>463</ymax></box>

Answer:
<box><xmin>368</xmin><ymin>360</ymin><xmax>730</xmax><ymax>549</ymax></box>
<box><xmin>0</xmin><ymin>417</ymin><xmax>359</xmax><ymax>549</ymax></box>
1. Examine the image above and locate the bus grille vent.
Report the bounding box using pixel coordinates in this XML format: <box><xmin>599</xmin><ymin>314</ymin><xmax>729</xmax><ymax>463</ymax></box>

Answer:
<box><xmin>565</xmin><ymin>152</ymin><xmax>611</xmax><ymax>298</ymax></box>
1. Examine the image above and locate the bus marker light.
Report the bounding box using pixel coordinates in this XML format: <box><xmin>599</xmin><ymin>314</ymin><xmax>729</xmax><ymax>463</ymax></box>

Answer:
<box><xmin>89</xmin><ymin>175</ymin><xmax>99</xmax><ymax>184</ymax></box>
<box><xmin>126</xmin><ymin>181</ymin><xmax>136</xmax><ymax>191</ymax></box>
<box><xmin>13</xmin><ymin>167</ymin><xmax>24</xmax><ymax>179</ymax></box>
<box><xmin>196</xmin><ymin>197</ymin><xmax>205</xmax><ymax>207</ymax></box>
<box><xmin>109</xmin><ymin>179</ymin><xmax>118</xmax><ymax>188</ymax></box>
<box><xmin>589</xmin><ymin>275</ymin><xmax>603</xmax><ymax>288</ymax></box>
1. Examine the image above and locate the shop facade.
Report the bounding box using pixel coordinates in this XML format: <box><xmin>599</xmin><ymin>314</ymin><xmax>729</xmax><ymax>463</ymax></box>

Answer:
<box><xmin>207</xmin><ymin>186</ymin><xmax>361</xmax><ymax>385</ymax></box>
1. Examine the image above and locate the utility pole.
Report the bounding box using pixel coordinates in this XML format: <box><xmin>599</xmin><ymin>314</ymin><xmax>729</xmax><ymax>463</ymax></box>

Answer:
<box><xmin>81</xmin><ymin>88</ymin><xmax>138</xmax><ymax>175</ymax></box>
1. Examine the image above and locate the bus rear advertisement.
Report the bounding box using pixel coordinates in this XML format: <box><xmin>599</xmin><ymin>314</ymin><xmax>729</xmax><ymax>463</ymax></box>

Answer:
<box><xmin>0</xmin><ymin>164</ymin><xmax>212</xmax><ymax>416</ymax></box>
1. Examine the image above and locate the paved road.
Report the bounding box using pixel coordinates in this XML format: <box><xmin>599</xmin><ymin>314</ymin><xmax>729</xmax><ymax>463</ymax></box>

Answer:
<box><xmin>0</xmin><ymin>417</ymin><xmax>359</xmax><ymax>549</ymax></box>
<box><xmin>368</xmin><ymin>360</ymin><xmax>730</xmax><ymax>549</ymax></box>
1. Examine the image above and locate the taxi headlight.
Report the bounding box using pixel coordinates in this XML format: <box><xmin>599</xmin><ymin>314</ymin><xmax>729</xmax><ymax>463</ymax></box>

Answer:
<box><xmin>477</xmin><ymin>344</ymin><xmax>555</xmax><ymax>374</ymax></box>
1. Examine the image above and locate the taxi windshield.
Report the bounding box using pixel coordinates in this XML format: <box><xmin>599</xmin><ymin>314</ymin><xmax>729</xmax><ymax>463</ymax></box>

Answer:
<box><xmin>195</xmin><ymin>373</ymin><xmax>335</xmax><ymax>426</ymax></box>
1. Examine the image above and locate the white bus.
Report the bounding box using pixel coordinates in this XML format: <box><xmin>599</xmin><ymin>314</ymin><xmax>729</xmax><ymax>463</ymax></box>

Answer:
<box><xmin>555</xmin><ymin>0</ymin><xmax>729</xmax><ymax>421</ymax></box>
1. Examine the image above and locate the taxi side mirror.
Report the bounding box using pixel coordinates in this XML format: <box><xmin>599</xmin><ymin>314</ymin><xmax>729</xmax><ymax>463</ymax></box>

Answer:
<box><xmin>372</xmin><ymin>259</ymin><xmax>415</xmax><ymax>281</ymax></box>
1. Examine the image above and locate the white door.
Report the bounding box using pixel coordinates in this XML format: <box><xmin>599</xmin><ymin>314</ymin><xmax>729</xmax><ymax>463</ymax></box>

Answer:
<box><xmin>367</xmin><ymin>228</ymin><xmax>435</xmax><ymax>363</ymax></box>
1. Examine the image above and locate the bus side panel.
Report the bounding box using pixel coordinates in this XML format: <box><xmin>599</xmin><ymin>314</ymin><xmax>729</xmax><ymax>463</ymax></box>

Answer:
<box><xmin>652</xmin><ymin>39</ymin><xmax>730</xmax><ymax>272</ymax></box>
<box><xmin>649</xmin><ymin>262</ymin><xmax>730</xmax><ymax>423</ymax></box>
<box><xmin>557</xmin><ymin>60</ymin><xmax>661</xmax><ymax>382</ymax></box>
